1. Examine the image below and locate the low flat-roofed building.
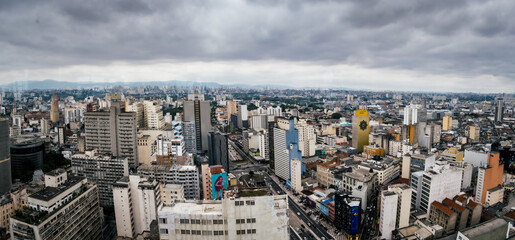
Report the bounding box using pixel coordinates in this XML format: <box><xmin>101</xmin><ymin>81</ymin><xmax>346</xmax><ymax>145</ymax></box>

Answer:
<box><xmin>456</xmin><ymin>218</ymin><xmax>509</xmax><ymax>240</ymax></box>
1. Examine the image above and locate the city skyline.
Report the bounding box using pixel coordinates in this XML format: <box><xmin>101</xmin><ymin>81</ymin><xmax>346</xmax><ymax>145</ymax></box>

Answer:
<box><xmin>1</xmin><ymin>1</ymin><xmax>514</xmax><ymax>93</ymax></box>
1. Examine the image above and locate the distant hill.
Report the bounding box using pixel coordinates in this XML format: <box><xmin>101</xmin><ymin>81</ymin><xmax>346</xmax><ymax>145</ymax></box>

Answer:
<box><xmin>0</xmin><ymin>79</ymin><xmax>292</xmax><ymax>90</ymax></box>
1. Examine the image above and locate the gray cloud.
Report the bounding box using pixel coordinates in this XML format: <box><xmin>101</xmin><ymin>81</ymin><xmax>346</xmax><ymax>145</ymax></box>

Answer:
<box><xmin>0</xmin><ymin>0</ymin><xmax>514</xmax><ymax>90</ymax></box>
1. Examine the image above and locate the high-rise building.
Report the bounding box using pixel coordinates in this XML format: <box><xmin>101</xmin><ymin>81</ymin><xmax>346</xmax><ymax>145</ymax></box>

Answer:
<box><xmin>143</xmin><ymin>101</ymin><xmax>165</xmax><ymax>129</ymax></box>
<box><xmin>290</xmin><ymin>159</ymin><xmax>302</xmax><ymax>193</ymax></box>
<box><xmin>411</xmin><ymin>161</ymin><xmax>462</xmax><ymax>214</ymax></box>
<box><xmin>237</xmin><ymin>104</ymin><xmax>248</xmax><ymax>129</ymax></box>
<box><xmin>352</xmin><ymin>109</ymin><xmax>370</xmax><ymax>153</ymax></box>
<box><xmin>71</xmin><ymin>150</ymin><xmax>129</xmax><ymax>207</ymax></box>
<box><xmin>250</xmin><ymin>114</ymin><xmax>267</xmax><ymax>130</ymax></box>
<box><xmin>183</xmin><ymin>121</ymin><xmax>197</xmax><ymax>154</ymax></box>
<box><xmin>475</xmin><ymin>152</ymin><xmax>504</xmax><ymax>204</ymax></box>
<box><xmin>268</xmin><ymin>116</ymin><xmax>276</xmax><ymax>170</ymax></box>
<box><xmin>10</xmin><ymin>169</ymin><xmax>103</xmax><ymax>240</ymax></box>
<box><xmin>379</xmin><ymin>184</ymin><xmax>411</xmax><ymax>240</ymax></box>
<box><xmin>113</xmin><ymin>175</ymin><xmax>161</xmax><ymax>239</ymax></box>
<box><xmin>50</xmin><ymin>93</ymin><xmax>59</xmax><ymax>123</ymax></box>
<box><xmin>494</xmin><ymin>98</ymin><xmax>504</xmax><ymax>122</ymax></box>
<box><xmin>208</xmin><ymin>132</ymin><xmax>229</xmax><ymax>172</ymax></box>
<box><xmin>273</xmin><ymin>118</ymin><xmax>303</xmax><ymax>181</ymax></box>
<box><xmin>0</xmin><ymin>118</ymin><xmax>10</xmax><ymax>195</ymax></box>
<box><xmin>403</xmin><ymin>104</ymin><xmax>427</xmax><ymax>125</ymax></box>
<box><xmin>442</xmin><ymin>116</ymin><xmax>453</xmax><ymax>131</ymax></box>
<box><xmin>226</xmin><ymin>100</ymin><xmax>238</xmax><ymax>116</ymax></box>
<box><xmin>334</xmin><ymin>193</ymin><xmax>361</xmax><ymax>237</ymax></box>
<box><xmin>466</xmin><ymin>124</ymin><xmax>480</xmax><ymax>142</ymax></box>
<box><xmin>296</xmin><ymin>119</ymin><xmax>316</xmax><ymax>157</ymax></box>
<box><xmin>157</xmin><ymin>195</ymin><xmax>289</xmax><ymax>240</ymax></box>
<box><xmin>183</xmin><ymin>94</ymin><xmax>211</xmax><ymax>153</ymax></box>
<box><xmin>39</xmin><ymin>118</ymin><xmax>49</xmax><ymax>134</ymax></box>
<box><xmin>10</xmin><ymin>136</ymin><xmax>45</xmax><ymax>181</ymax></box>
<box><xmin>138</xmin><ymin>164</ymin><xmax>200</xmax><ymax>200</ymax></box>
<box><xmin>84</xmin><ymin>101</ymin><xmax>138</xmax><ymax>167</ymax></box>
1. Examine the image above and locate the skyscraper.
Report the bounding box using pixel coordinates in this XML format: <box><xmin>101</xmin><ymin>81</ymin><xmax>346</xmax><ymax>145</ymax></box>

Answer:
<box><xmin>50</xmin><ymin>93</ymin><xmax>59</xmax><ymax>123</ymax></box>
<box><xmin>237</xmin><ymin>104</ymin><xmax>248</xmax><ymax>129</ymax></box>
<box><xmin>183</xmin><ymin>94</ymin><xmax>211</xmax><ymax>153</ymax></box>
<box><xmin>379</xmin><ymin>184</ymin><xmax>411</xmax><ymax>240</ymax></box>
<box><xmin>273</xmin><ymin>118</ymin><xmax>303</xmax><ymax>180</ymax></box>
<box><xmin>0</xmin><ymin>118</ymin><xmax>10</xmax><ymax>195</ymax></box>
<box><xmin>208</xmin><ymin>132</ymin><xmax>229</xmax><ymax>172</ymax></box>
<box><xmin>352</xmin><ymin>109</ymin><xmax>370</xmax><ymax>153</ymax></box>
<box><xmin>403</xmin><ymin>104</ymin><xmax>427</xmax><ymax>125</ymax></box>
<box><xmin>84</xmin><ymin>101</ymin><xmax>138</xmax><ymax>167</ymax></box>
<box><xmin>494</xmin><ymin>97</ymin><xmax>504</xmax><ymax>122</ymax></box>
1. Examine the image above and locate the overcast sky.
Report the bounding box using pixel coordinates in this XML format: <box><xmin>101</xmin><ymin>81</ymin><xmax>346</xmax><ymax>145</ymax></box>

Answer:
<box><xmin>1</xmin><ymin>0</ymin><xmax>514</xmax><ymax>92</ymax></box>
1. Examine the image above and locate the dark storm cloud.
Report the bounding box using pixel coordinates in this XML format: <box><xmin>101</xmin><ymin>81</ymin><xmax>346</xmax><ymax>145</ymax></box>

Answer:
<box><xmin>0</xmin><ymin>0</ymin><xmax>514</xmax><ymax>86</ymax></box>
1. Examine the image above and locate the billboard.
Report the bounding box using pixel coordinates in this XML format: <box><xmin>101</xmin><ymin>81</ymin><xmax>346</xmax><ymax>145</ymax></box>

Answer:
<box><xmin>350</xmin><ymin>205</ymin><xmax>359</xmax><ymax>234</ymax></box>
<box><xmin>211</xmin><ymin>173</ymin><xmax>228</xmax><ymax>200</ymax></box>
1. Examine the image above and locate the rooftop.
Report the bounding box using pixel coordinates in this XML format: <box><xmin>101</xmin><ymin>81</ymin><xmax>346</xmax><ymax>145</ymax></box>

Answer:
<box><xmin>460</xmin><ymin>218</ymin><xmax>508</xmax><ymax>238</ymax></box>
<box><xmin>30</xmin><ymin>176</ymin><xmax>85</xmax><ymax>202</ymax></box>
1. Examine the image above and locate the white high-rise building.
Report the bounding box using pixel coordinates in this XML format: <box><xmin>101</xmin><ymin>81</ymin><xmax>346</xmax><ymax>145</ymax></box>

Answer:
<box><xmin>403</xmin><ymin>104</ymin><xmax>427</xmax><ymax>125</ymax></box>
<box><xmin>237</xmin><ymin>104</ymin><xmax>248</xmax><ymax>129</ymax></box>
<box><xmin>157</xmin><ymin>195</ymin><xmax>289</xmax><ymax>240</ymax></box>
<box><xmin>411</xmin><ymin>161</ymin><xmax>462</xmax><ymax>214</ymax></box>
<box><xmin>138</xmin><ymin>164</ymin><xmax>200</xmax><ymax>200</ymax></box>
<box><xmin>40</xmin><ymin>118</ymin><xmax>49</xmax><ymax>134</ymax></box>
<box><xmin>379</xmin><ymin>184</ymin><xmax>411</xmax><ymax>240</ymax></box>
<box><xmin>113</xmin><ymin>175</ymin><xmax>161</xmax><ymax>239</ymax></box>
<box><xmin>143</xmin><ymin>101</ymin><xmax>165</xmax><ymax>129</ymax></box>
<box><xmin>290</xmin><ymin>159</ymin><xmax>302</xmax><ymax>193</ymax></box>
<box><xmin>250</xmin><ymin>114</ymin><xmax>268</xmax><ymax>130</ymax></box>
<box><xmin>267</xmin><ymin>106</ymin><xmax>282</xmax><ymax>116</ymax></box>
<box><xmin>296</xmin><ymin>120</ymin><xmax>316</xmax><ymax>157</ymax></box>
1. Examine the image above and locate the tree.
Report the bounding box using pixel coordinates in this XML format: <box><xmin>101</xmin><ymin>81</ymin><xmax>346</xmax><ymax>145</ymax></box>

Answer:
<box><xmin>331</xmin><ymin>112</ymin><xmax>342</xmax><ymax>119</ymax></box>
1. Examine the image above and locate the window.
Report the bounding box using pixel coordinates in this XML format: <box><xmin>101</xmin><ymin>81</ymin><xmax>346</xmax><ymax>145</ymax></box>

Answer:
<box><xmin>192</xmin><ymin>230</ymin><xmax>201</xmax><ymax>235</ymax></box>
<box><xmin>246</xmin><ymin>218</ymin><xmax>256</xmax><ymax>223</ymax></box>
<box><xmin>214</xmin><ymin>230</ymin><xmax>224</xmax><ymax>235</ymax></box>
<box><xmin>159</xmin><ymin>229</ymin><xmax>168</xmax><ymax>234</ymax></box>
<box><xmin>202</xmin><ymin>231</ymin><xmax>212</xmax><ymax>235</ymax></box>
<box><xmin>159</xmin><ymin>218</ymin><xmax>167</xmax><ymax>224</ymax></box>
<box><xmin>246</xmin><ymin>200</ymin><xmax>255</xmax><ymax>205</ymax></box>
<box><xmin>213</xmin><ymin>219</ymin><xmax>224</xmax><ymax>224</ymax></box>
<box><xmin>235</xmin><ymin>200</ymin><xmax>245</xmax><ymax>206</ymax></box>
<box><xmin>247</xmin><ymin>229</ymin><xmax>256</xmax><ymax>234</ymax></box>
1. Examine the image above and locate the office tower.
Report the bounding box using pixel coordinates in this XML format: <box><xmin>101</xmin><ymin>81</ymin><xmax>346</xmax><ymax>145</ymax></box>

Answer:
<box><xmin>334</xmin><ymin>193</ymin><xmax>360</xmax><ymax>237</ymax></box>
<box><xmin>250</xmin><ymin>114</ymin><xmax>267</xmax><ymax>130</ymax></box>
<box><xmin>0</xmin><ymin>118</ymin><xmax>10</xmax><ymax>195</ymax></box>
<box><xmin>475</xmin><ymin>152</ymin><xmax>504</xmax><ymax>204</ymax></box>
<box><xmin>273</xmin><ymin>118</ymin><xmax>302</xmax><ymax>181</ymax></box>
<box><xmin>466</xmin><ymin>124</ymin><xmax>480</xmax><ymax>142</ymax></box>
<box><xmin>143</xmin><ymin>100</ymin><xmax>165</xmax><ymax>129</ymax></box>
<box><xmin>39</xmin><ymin>118</ymin><xmax>49</xmax><ymax>134</ymax></box>
<box><xmin>296</xmin><ymin>119</ymin><xmax>316</xmax><ymax>157</ymax></box>
<box><xmin>494</xmin><ymin>98</ymin><xmax>504</xmax><ymax>122</ymax></box>
<box><xmin>126</xmin><ymin>101</ymin><xmax>145</xmax><ymax>127</ymax></box>
<box><xmin>237</xmin><ymin>104</ymin><xmax>248</xmax><ymax>129</ymax></box>
<box><xmin>352</xmin><ymin>109</ymin><xmax>370</xmax><ymax>153</ymax></box>
<box><xmin>403</xmin><ymin>104</ymin><xmax>427</xmax><ymax>125</ymax></box>
<box><xmin>138</xmin><ymin>164</ymin><xmax>200</xmax><ymax>200</ymax></box>
<box><xmin>226</xmin><ymin>100</ymin><xmax>238</xmax><ymax>116</ymax></box>
<box><xmin>10</xmin><ymin>137</ymin><xmax>45</xmax><ymax>181</ymax></box>
<box><xmin>182</xmin><ymin>121</ymin><xmax>197</xmax><ymax>154</ymax></box>
<box><xmin>290</xmin><ymin>159</ymin><xmax>302</xmax><ymax>192</ymax></box>
<box><xmin>157</xmin><ymin>195</ymin><xmax>289</xmax><ymax>240</ymax></box>
<box><xmin>411</xmin><ymin>161</ymin><xmax>462</xmax><ymax>214</ymax></box>
<box><xmin>401</xmin><ymin>151</ymin><xmax>436</xmax><ymax>179</ymax></box>
<box><xmin>442</xmin><ymin>116</ymin><xmax>453</xmax><ymax>131</ymax></box>
<box><xmin>84</xmin><ymin>101</ymin><xmax>138</xmax><ymax>167</ymax></box>
<box><xmin>10</xmin><ymin>169</ymin><xmax>102</xmax><ymax>240</ymax></box>
<box><xmin>208</xmin><ymin>132</ymin><xmax>229</xmax><ymax>172</ymax></box>
<box><xmin>183</xmin><ymin>94</ymin><xmax>211</xmax><ymax>153</ymax></box>
<box><xmin>113</xmin><ymin>175</ymin><xmax>161</xmax><ymax>239</ymax></box>
<box><xmin>57</xmin><ymin>126</ymin><xmax>65</xmax><ymax>145</ymax></box>
<box><xmin>379</xmin><ymin>184</ymin><xmax>411</xmax><ymax>240</ymax></box>
<box><xmin>268</xmin><ymin>116</ymin><xmax>276</xmax><ymax>170</ymax></box>
<box><xmin>71</xmin><ymin>150</ymin><xmax>129</xmax><ymax>207</ymax></box>
<box><xmin>50</xmin><ymin>93</ymin><xmax>59</xmax><ymax>123</ymax></box>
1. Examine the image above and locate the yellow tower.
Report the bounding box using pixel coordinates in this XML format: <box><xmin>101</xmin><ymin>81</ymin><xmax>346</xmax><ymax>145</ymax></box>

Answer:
<box><xmin>352</xmin><ymin>109</ymin><xmax>369</xmax><ymax>153</ymax></box>
<box><xmin>442</xmin><ymin>116</ymin><xmax>452</xmax><ymax>131</ymax></box>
